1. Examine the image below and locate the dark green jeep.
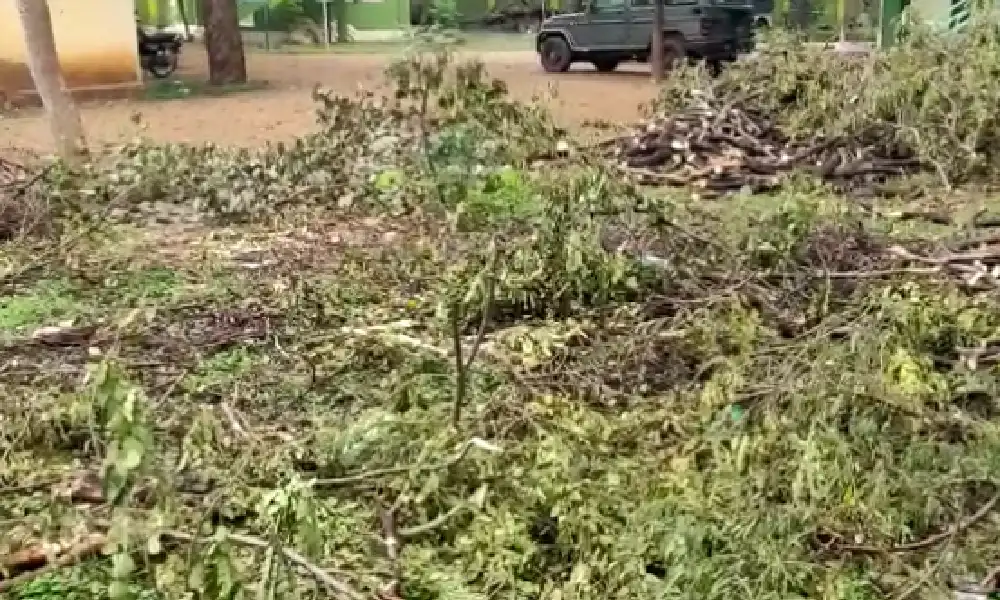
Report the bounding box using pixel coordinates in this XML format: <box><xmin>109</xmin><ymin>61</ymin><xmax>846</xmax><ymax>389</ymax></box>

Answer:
<box><xmin>535</xmin><ymin>0</ymin><xmax>755</xmax><ymax>73</ymax></box>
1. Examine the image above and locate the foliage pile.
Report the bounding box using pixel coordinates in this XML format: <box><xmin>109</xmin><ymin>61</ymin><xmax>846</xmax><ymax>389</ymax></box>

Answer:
<box><xmin>0</xmin><ymin>157</ymin><xmax>58</xmax><ymax>242</ymax></box>
<box><xmin>621</xmin><ymin>16</ymin><xmax>1000</xmax><ymax>194</ymax></box>
<box><xmin>6</xmin><ymin>35</ymin><xmax>1000</xmax><ymax>600</ymax></box>
<box><xmin>33</xmin><ymin>45</ymin><xmax>558</xmax><ymax>226</ymax></box>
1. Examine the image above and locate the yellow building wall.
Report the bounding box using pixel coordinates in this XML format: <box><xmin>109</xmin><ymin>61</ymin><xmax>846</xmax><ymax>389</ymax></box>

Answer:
<box><xmin>0</xmin><ymin>0</ymin><xmax>141</xmax><ymax>97</ymax></box>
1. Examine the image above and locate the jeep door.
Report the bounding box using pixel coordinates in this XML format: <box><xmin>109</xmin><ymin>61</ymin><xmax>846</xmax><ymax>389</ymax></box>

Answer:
<box><xmin>574</xmin><ymin>0</ymin><xmax>630</xmax><ymax>50</ymax></box>
<box><xmin>628</xmin><ymin>0</ymin><xmax>703</xmax><ymax>48</ymax></box>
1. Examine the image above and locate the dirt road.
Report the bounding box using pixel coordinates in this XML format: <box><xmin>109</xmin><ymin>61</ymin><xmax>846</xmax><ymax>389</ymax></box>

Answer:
<box><xmin>0</xmin><ymin>48</ymin><xmax>656</xmax><ymax>154</ymax></box>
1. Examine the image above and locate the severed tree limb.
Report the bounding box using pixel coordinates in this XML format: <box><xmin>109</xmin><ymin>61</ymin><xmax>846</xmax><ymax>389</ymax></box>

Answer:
<box><xmin>0</xmin><ymin>533</ymin><xmax>107</xmax><ymax>592</ymax></box>
<box><xmin>0</xmin><ymin>478</ymin><xmax>59</xmax><ymax>497</ymax></box>
<box><xmin>219</xmin><ymin>401</ymin><xmax>250</xmax><ymax>439</ymax></box>
<box><xmin>452</xmin><ymin>242</ymin><xmax>499</xmax><ymax>429</ymax></box>
<box><xmin>450</xmin><ymin>300</ymin><xmax>465</xmax><ymax>428</ymax></box>
<box><xmin>312</xmin><ymin>437</ymin><xmax>500</xmax><ymax>488</ymax></box>
<box><xmin>2</xmin><ymin>527</ymin><xmax>364</xmax><ymax>599</ymax></box>
<box><xmin>160</xmin><ymin>529</ymin><xmax>364</xmax><ymax>600</ymax></box>
<box><xmin>377</xmin><ymin>507</ymin><xmax>402</xmax><ymax>600</ymax></box>
<box><xmin>398</xmin><ymin>503</ymin><xmax>467</xmax><ymax>539</ymax></box>
<box><xmin>840</xmin><ymin>492</ymin><xmax>1000</xmax><ymax>555</ymax></box>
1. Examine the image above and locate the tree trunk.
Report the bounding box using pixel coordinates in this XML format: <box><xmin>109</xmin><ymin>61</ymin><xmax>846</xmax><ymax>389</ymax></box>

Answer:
<box><xmin>14</xmin><ymin>0</ymin><xmax>87</xmax><ymax>164</ymax></box>
<box><xmin>651</xmin><ymin>0</ymin><xmax>665</xmax><ymax>82</ymax></box>
<box><xmin>201</xmin><ymin>0</ymin><xmax>247</xmax><ymax>85</ymax></box>
<box><xmin>177</xmin><ymin>0</ymin><xmax>193</xmax><ymax>41</ymax></box>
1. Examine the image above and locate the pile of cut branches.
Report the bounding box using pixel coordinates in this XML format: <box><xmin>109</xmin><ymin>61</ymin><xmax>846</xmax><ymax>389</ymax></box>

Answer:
<box><xmin>11</xmin><ymin>35</ymin><xmax>1000</xmax><ymax>600</ymax></box>
<box><xmin>607</xmin><ymin>94</ymin><xmax>919</xmax><ymax>196</ymax></box>
<box><xmin>0</xmin><ymin>157</ymin><xmax>54</xmax><ymax>241</ymax></box>
<box><xmin>608</xmin><ymin>16</ymin><xmax>1000</xmax><ymax>196</ymax></box>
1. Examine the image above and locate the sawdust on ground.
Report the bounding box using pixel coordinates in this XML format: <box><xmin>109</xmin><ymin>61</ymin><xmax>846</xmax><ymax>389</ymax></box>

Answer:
<box><xmin>0</xmin><ymin>47</ymin><xmax>656</xmax><ymax>154</ymax></box>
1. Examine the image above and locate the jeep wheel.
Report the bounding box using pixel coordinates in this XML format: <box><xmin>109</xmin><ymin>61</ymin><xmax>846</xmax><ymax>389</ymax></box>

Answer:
<box><xmin>662</xmin><ymin>36</ymin><xmax>685</xmax><ymax>70</ymax></box>
<box><xmin>540</xmin><ymin>37</ymin><xmax>572</xmax><ymax>73</ymax></box>
<box><xmin>592</xmin><ymin>58</ymin><xmax>620</xmax><ymax>72</ymax></box>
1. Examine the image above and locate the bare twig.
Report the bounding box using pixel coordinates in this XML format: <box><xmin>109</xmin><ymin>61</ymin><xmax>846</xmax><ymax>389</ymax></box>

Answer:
<box><xmin>378</xmin><ymin>506</ymin><xmax>402</xmax><ymax>600</ymax></box>
<box><xmin>0</xmin><ymin>185</ymin><xmax>134</xmax><ymax>290</ymax></box>
<box><xmin>219</xmin><ymin>402</ymin><xmax>250</xmax><ymax>439</ymax></box>
<box><xmin>980</xmin><ymin>563</ymin><xmax>1000</xmax><ymax>590</ymax></box>
<box><xmin>452</xmin><ymin>244</ymin><xmax>499</xmax><ymax>429</ymax></box>
<box><xmin>450</xmin><ymin>300</ymin><xmax>466</xmax><ymax>429</ymax></box>
<box><xmin>313</xmin><ymin>437</ymin><xmax>500</xmax><ymax>488</ymax></box>
<box><xmin>398</xmin><ymin>503</ymin><xmax>467</xmax><ymax>539</ymax></box>
<box><xmin>888</xmin><ymin>245</ymin><xmax>1000</xmax><ymax>266</ymax></box>
<box><xmin>891</xmin><ymin>529</ymin><xmax>957</xmax><ymax>600</ymax></box>
<box><xmin>840</xmin><ymin>492</ymin><xmax>1000</xmax><ymax>554</ymax></box>
<box><xmin>161</xmin><ymin>530</ymin><xmax>364</xmax><ymax>600</ymax></box>
<box><xmin>0</xmin><ymin>478</ymin><xmax>58</xmax><ymax>497</ymax></box>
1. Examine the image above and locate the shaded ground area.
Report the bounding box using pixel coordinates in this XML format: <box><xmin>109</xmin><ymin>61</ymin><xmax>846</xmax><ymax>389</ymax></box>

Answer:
<box><xmin>0</xmin><ymin>46</ymin><xmax>654</xmax><ymax>153</ymax></box>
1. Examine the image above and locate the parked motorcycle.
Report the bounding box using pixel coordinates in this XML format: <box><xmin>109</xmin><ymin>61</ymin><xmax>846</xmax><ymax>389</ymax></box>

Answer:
<box><xmin>137</xmin><ymin>27</ymin><xmax>183</xmax><ymax>79</ymax></box>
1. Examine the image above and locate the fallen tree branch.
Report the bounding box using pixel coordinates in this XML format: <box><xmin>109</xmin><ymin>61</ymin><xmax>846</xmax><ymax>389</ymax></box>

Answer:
<box><xmin>312</xmin><ymin>437</ymin><xmax>501</xmax><ymax>488</ymax></box>
<box><xmin>0</xmin><ymin>185</ymin><xmax>134</xmax><ymax>291</ymax></box>
<box><xmin>888</xmin><ymin>245</ymin><xmax>1000</xmax><ymax>266</ymax></box>
<box><xmin>0</xmin><ymin>533</ymin><xmax>107</xmax><ymax>592</ymax></box>
<box><xmin>398</xmin><ymin>503</ymin><xmax>467</xmax><ymax>539</ymax></box>
<box><xmin>378</xmin><ymin>507</ymin><xmax>402</xmax><ymax>600</ymax></box>
<box><xmin>219</xmin><ymin>401</ymin><xmax>250</xmax><ymax>439</ymax></box>
<box><xmin>839</xmin><ymin>492</ymin><xmax>1000</xmax><ymax>554</ymax></box>
<box><xmin>0</xmin><ymin>478</ymin><xmax>59</xmax><ymax>497</ymax></box>
<box><xmin>160</xmin><ymin>530</ymin><xmax>364</xmax><ymax>600</ymax></box>
<box><xmin>2</xmin><ymin>525</ymin><xmax>365</xmax><ymax>600</ymax></box>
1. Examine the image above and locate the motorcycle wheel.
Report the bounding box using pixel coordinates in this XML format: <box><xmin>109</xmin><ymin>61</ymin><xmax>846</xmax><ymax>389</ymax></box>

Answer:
<box><xmin>147</xmin><ymin>52</ymin><xmax>178</xmax><ymax>79</ymax></box>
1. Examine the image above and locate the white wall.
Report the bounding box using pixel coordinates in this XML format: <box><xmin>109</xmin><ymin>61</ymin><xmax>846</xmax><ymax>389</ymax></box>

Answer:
<box><xmin>907</xmin><ymin>0</ymin><xmax>953</xmax><ymax>29</ymax></box>
<box><xmin>0</xmin><ymin>0</ymin><xmax>141</xmax><ymax>96</ymax></box>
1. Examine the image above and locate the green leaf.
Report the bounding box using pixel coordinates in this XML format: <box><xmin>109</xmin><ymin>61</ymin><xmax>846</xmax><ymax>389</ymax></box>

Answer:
<box><xmin>120</xmin><ymin>436</ymin><xmax>145</xmax><ymax>471</ymax></box>
<box><xmin>146</xmin><ymin>533</ymin><xmax>162</xmax><ymax>555</ymax></box>
<box><xmin>108</xmin><ymin>581</ymin><xmax>130</xmax><ymax>600</ymax></box>
<box><xmin>111</xmin><ymin>552</ymin><xmax>136</xmax><ymax>580</ymax></box>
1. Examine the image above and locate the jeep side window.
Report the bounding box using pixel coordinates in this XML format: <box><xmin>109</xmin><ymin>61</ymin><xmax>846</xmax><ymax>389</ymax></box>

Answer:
<box><xmin>590</xmin><ymin>0</ymin><xmax>626</xmax><ymax>12</ymax></box>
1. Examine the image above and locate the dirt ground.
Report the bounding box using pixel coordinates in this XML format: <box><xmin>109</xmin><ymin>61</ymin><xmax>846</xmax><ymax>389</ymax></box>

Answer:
<box><xmin>0</xmin><ymin>47</ymin><xmax>656</xmax><ymax>154</ymax></box>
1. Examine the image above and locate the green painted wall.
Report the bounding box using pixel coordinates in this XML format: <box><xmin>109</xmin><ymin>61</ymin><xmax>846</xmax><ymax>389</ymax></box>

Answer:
<box><xmin>422</xmin><ymin>0</ymin><xmax>564</xmax><ymax>23</ymax></box>
<box><xmin>139</xmin><ymin>0</ymin><xmax>406</xmax><ymax>33</ymax></box>
<box><xmin>343</xmin><ymin>0</ymin><xmax>409</xmax><ymax>28</ymax></box>
<box><xmin>136</xmin><ymin>0</ymin><xmax>203</xmax><ymax>27</ymax></box>
<box><xmin>246</xmin><ymin>0</ymin><xmax>407</xmax><ymax>31</ymax></box>
<box><xmin>455</xmin><ymin>0</ymin><xmax>489</xmax><ymax>21</ymax></box>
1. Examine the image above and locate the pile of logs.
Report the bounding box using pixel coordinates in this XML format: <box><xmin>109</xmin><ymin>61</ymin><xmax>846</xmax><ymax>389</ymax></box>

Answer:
<box><xmin>604</xmin><ymin>95</ymin><xmax>922</xmax><ymax>196</ymax></box>
<box><xmin>0</xmin><ymin>157</ymin><xmax>28</xmax><ymax>187</ymax></box>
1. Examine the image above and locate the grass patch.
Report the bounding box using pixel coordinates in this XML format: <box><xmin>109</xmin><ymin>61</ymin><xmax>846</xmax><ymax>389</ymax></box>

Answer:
<box><xmin>265</xmin><ymin>32</ymin><xmax>534</xmax><ymax>55</ymax></box>
<box><xmin>0</xmin><ymin>265</ymin><xmax>221</xmax><ymax>334</ymax></box>
<box><xmin>0</xmin><ymin>278</ymin><xmax>83</xmax><ymax>332</ymax></box>
<box><xmin>141</xmin><ymin>78</ymin><xmax>271</xmax><ymax>101</ymax></box>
